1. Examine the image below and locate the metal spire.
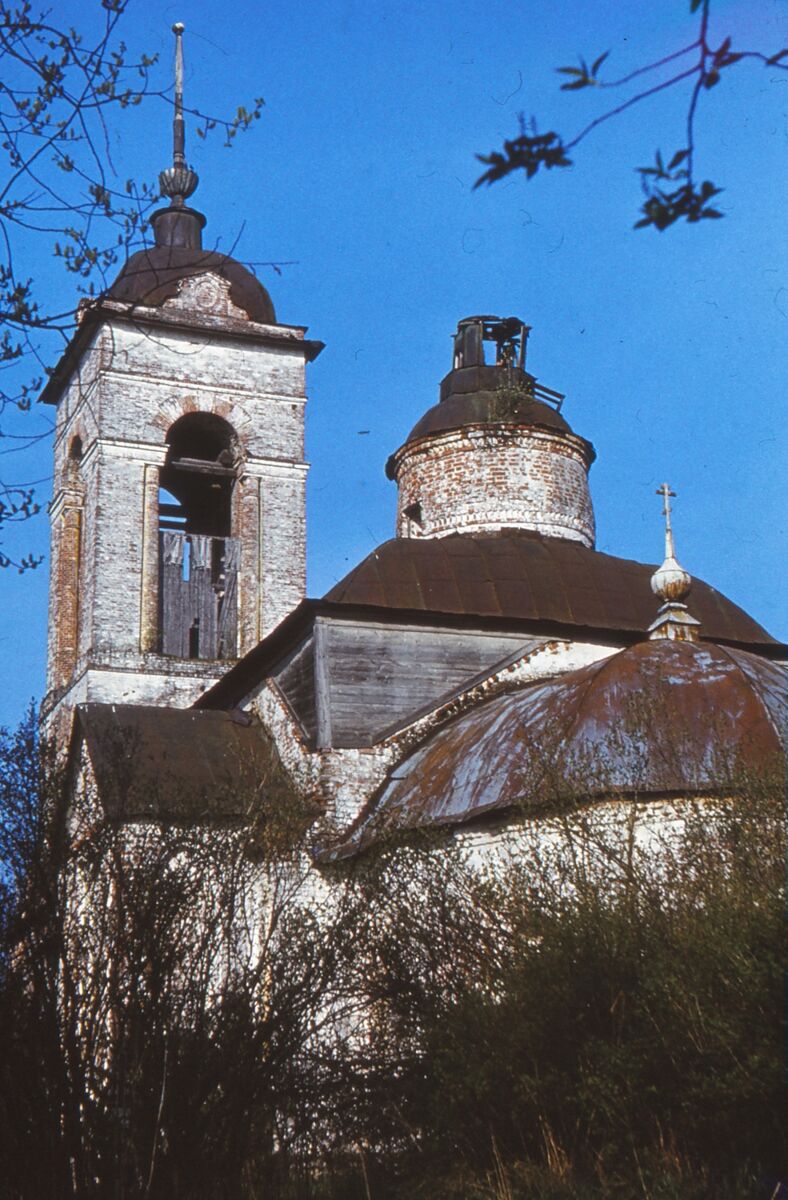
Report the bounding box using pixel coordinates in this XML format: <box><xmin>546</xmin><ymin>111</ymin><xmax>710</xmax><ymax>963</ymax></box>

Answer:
<box><xmin>172</xmin><ymin>21</ymin><xmax>186</xmax><ymax>168</ymax></box>
<box><xmin>648</xmin><ymin>483</ymin><xmax>700</xmax><ymax>641</ymax></box>
<box><xmin>159</xmin><ymin>22</ymin><xmax>199</xmax><ymax>207</ymax></box>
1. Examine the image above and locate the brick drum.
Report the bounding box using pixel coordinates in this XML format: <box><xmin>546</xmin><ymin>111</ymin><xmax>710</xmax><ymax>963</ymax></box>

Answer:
<box><xmin>390</xmin><ymin>424</ymin><xmax>595</xmax><ymax>546</ymax></box>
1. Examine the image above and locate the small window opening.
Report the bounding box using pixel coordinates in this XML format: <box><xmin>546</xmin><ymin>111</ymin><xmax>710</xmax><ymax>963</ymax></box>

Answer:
<box><xmin>404</xmin><ymin>500</ymin><xmax>423</xmax><ymax>528</ymax></box>
<box><xmin>69</xmin><ymin>435</ymin><xmax>83</xmax><ymax>463</ymax></box>
<box><xmin>188</xmin><ymin>619</ymin><xmax>200</xmax><ymax>659</ymax></box>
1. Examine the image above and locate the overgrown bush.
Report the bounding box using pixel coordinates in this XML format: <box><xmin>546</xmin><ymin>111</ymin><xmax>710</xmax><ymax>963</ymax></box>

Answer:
<box><xmin>336</xmin><ymin>774</ymin><xmax>787</xmax><ymax>1199</ymax></box>
<box><xmin>0</xmin><ymin>707</ymin><xmax>784</xmax><ymax>1199</ymax></box>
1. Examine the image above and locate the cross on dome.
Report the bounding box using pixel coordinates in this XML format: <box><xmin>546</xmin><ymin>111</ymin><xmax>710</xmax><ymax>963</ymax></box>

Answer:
<box><xmin>656</xmin><ymin>481</ymin><xmax>677</xmax><ymax>559</ymax></box>
<box><xmin>648</xmin><ymin>481</ymin><xmax>700</xmax><ymax>642</ymax></box>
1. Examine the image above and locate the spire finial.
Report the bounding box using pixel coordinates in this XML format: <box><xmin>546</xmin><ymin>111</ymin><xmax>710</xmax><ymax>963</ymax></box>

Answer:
<box><xmin>172</xmin><ymin>22</ymin><xmax>186</xmax><ymax>169</ymax></box>
<box><xmin>158</xmin><ymin>21</ymin><xmax>199</xmax><ymax>207</ymax></box>
<box><xmin>648</xmin><ymin>483</ymin><xmax>700</xmax><ymax>641</ymax></box>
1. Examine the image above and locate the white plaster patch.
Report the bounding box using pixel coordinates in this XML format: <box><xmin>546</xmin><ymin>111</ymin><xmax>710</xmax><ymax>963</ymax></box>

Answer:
<box><xmin>163</xmin><ymin>272</ymin><xmax>250</xmax><ymax>322</ymax></box>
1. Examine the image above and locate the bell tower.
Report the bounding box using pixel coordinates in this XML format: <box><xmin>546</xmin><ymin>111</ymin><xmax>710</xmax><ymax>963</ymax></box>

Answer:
<box><xmin>41</xmin><ymin>24</ymin><xmax>322</xmax><ymax>731</ymax></box>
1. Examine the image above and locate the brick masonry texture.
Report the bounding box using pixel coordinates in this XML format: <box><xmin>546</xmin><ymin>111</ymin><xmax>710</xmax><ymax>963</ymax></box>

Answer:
<box><xmin>392</xmin><ymin>425</ymin><xmax>595</xmax><ymax>547</ymax></box>
<box><xmin>44</xmin><ymin>276</ymin><xmax>313</xmax><ymax>727</ymax></box>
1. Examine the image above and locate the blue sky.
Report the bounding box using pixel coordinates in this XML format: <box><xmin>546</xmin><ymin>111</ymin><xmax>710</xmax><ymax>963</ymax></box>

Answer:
<box><xmin>1</xmin><ymin>0</ymin><xmax>786</xmax><ymax>728</ymax></box>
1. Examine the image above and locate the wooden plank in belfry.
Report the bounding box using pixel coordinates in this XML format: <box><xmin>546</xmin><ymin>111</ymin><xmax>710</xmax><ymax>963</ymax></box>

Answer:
<box><xmin>218</xmin><ymin>564</ymin><xmax>238</xmax><ymax>658</ymax></box>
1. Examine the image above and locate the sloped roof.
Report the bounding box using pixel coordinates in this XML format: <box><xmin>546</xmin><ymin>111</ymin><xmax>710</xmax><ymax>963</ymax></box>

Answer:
<box><xmin>325</xmin><ymin>640</ymin><xmax>787</xmax><ymax>859</ymax></box>
<box><xmin>75</xmin><ymin>704</ymin><xmax>296</xmax><ymax>822</ymax></box>
<box><xmin>325</xmin><ymin>531</ymin><xmax>777</xmax><ymax>648</ymax></box>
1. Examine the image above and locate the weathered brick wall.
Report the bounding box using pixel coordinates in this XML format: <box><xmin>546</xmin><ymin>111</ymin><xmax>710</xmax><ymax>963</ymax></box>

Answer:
<box><xmin>44</xmin><ymin>276</ymin><xmax>315</xmax><ymax>728</ymax></box>
<box><xmin>392</xmin><ymin>425</ymin><xmax>595</xmax><ymax>547</ymax></box>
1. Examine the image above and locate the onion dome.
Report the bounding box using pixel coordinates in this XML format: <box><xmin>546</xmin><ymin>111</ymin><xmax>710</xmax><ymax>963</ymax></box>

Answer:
<box><xmin>385</xmin><ymin>317</ymin><xmax>596</xmax><ymax>546</ymax></box>
<box><xmin>108</xmin><ymin>24</ymin><xmax>276</xmax><ymax>325</ymax></box>
<box><xmin>326</xmin><ymin>638</ymin><xmax>787</xmax><ymax>859</ymax></box>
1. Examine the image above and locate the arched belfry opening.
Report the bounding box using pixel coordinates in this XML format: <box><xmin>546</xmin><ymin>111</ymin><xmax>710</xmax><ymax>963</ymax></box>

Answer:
<box><xmin>158</xmin><ymin>413</ymin><xmax>240</xmax><ymax>661</ymax></box>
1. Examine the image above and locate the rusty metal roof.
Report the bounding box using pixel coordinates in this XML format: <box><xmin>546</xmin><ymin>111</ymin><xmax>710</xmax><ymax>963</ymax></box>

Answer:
<box><xmin>403</xmin><ymin>390</ymin><xmax>575</xmax><ymax>442</ymax></box>
<box><xmin>107</xmin><ymin>245</ymin><xmax>276</xmax><ymax>323</ymax></box>
<box><xmin>75</xmin><ymin>703</ymin><xmax>296</xmax><ymax>822</ymax></box>
<box><xmin>386</xmin><ymin>391</ymin><xmax>592</xmax><ymax>478</ymax></box>
<box><xmin>326</xmin><ymin>640</ymin><xmax>787</xmax><ymax>859</ymax></box>
<box><xmin>324</xmin><ymin>531</ymin><xmax>777</xmax><ymax>647</ymax></box>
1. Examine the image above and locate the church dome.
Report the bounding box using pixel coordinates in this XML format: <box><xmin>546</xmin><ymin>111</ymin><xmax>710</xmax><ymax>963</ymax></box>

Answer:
<box><xmin>109</xmin><ymin>243</ymin><xmax>277</xmax><ymax>325</ymax></box>
<box><xmin>386</xmin><ymin>316</ymin><xmax>596</xmax><ymax>546</ymax></box>
<box><xmin>398</xmin><ymin>376</ymin><xmax>578</xmax><ymax>445</ymax></box>
<box><xmin>108</xmin><ymin>204</ymin><xmax>276</xmax><ymax>325</ymax></box>
<box><xmin>327</xmin><ymin>639</ymin><xmax>787</xmax><ymax>858</ymax></box>
<box><xmin>110</xmin><ymin>31</ymin><xmax>276</xmax><ymax>328</ymax></box>
<box><xmin>393</xmin><ymin>316</ymin><xmax>589</xmax><ymax>449</ymax></box>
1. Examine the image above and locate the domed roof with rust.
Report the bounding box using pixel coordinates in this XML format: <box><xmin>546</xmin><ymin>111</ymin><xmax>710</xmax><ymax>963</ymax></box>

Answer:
<box><xmin>404</xmin><ymin>385</ymin><xmax>576</xmax><ymax>442</ymax></box>
<box><xmin>106</xmin><ymin>192</ymin><xmax>277</xmax><ymax>326</ymax></box>
<box><xmin>386</xmin><ymin>316</ymin><xmax>594</xmax><ymax>475</ymax></box>
<box><xmin>327</xmin><ymin>639</ymin><xmax>787</xmax><ymax>858</ymax></box>
<box><xmin>108</xmin><ymin>25</ymin><xmax>276</xmax><ymax>326</ymax></box>
<box><xmin>109</xmin><ymin>243</ymin><xmax>276</xmax><ymax>325</ymax></box>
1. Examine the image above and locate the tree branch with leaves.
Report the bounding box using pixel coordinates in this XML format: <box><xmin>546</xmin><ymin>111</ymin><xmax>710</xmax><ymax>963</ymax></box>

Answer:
<box><xmin>475</xmin><ymin>0</ymin><xmax>788</xmax><ymax>233</ymax></box>
<box><xmin>0</xmin><ymin>1</ymin><xmax>264</xmax><ymax>569</ymax></box>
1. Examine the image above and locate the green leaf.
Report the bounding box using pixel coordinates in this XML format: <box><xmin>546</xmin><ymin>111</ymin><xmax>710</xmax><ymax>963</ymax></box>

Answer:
<box><xmin>690</xmin><ymin>0</ymin><xmax>703</xmax><ymax>10</ymax></box>
<box><xmin>668</xmin><ymin>149</ymin><xmax>690</xmax><ymax>170</ymax></box>
<box><xmin>556</xmin><ymin>66</ymin><xmax>584</xmax><ymax>76</ymax></box>
<box><xmin>591</xmin><ymin>51</ymin><xmax>610</xmax><ymax>75</ymax></box>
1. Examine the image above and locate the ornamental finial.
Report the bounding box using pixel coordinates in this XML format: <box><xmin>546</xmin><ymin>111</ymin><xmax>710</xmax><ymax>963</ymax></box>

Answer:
<box><xmin>159</xmin><ymin>22</ymin><xmax>199</xmax><ymax>206</ymax></box>
<box><xmin>648</xmin><ymin>482</ymin><xmax>700</xmax><ymax>641</ymax></box>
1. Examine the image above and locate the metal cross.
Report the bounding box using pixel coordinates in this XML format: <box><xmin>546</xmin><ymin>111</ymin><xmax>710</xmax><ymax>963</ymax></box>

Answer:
<box><xmin>656</xmin><ymin>482</ymin><xmax>676</xmax><ymax>558</ymax></box>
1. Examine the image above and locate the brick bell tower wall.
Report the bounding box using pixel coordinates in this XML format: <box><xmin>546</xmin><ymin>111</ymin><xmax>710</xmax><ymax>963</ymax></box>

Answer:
<box><xmin>42</xmin><ymin>281</ymin><xmax>320</xmax><ymax>731</ymax></box>
<box><xmin>391</xmin><ymin>425</ymin><xmax>596</xmax><ymax>547</ymax></box>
